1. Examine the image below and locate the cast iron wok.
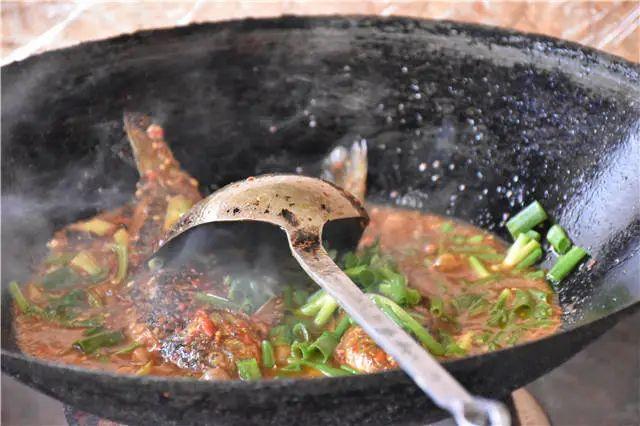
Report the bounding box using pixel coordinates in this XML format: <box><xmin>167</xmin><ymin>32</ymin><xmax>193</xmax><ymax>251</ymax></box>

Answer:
<box><xmin>2</xmin><ymin>16</ymin><xmax>639</xmax><ymax>426</ymax></box>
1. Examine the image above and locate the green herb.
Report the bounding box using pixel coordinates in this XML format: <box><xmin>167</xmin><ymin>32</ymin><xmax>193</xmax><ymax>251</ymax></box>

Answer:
<box><xmin>487</xmin><ymin>289</ymin><xmax>513</xmax><ymax>328</ymax></box>
<box><xmin>236</xmin><ymin>358</ymin><xmax>262</xmax><ymax>381</ymax></box>
<box><xmin>9</xmin><ymin>281</ymin><xmax>42</xmax><ymax>315</ymax></box>
<box><xmin>370</xmin><ymin>294</ymin><xmax>444</xmax><ymax>355</ymax></box>
<box><xmin>269</xmin><ymin>325</ymin><xmax>292</xmax><ymax>346</ymax></box>
<box><xmin>546</xmin><ymin>224</ymin><xmax>572</xmax><ymax>255</ymax></box>
<box><xmin>506</xmin><ymin>201</ymin><xmax>548</xmax><ymax>238</ymax></box>
<box><xmin>112</xmin><ymin>229</ymin><xmax>129</xmax><ymax>284</ymax></box>
<box><xmin>440</xmin><ymin>222</ymin><xmax>455</xmax><ymax>233</ymax></box>
<box><xmin>547</xmin><ymin>246</ymin><xmax>588</xmax><ymax>283</ymax></box>
<box><xmin>292</xmin><ymin>322</ymin><xmax>310</xmax><ymax>342</ymax></box>
<box><xmin>452</xmin><ymin>294</ymin><xmax>489</xmax><ymax>317</ymax></box>
<box><xmin>113</xmin><ymin>341</ymin><xmax>142</xmax><ymax>355</ymax></box>
<box><xmin>525</xmin><ymin>230</ymin><xmax>542</xmax><ymax>241</ymax></box>
<box><xmin>339</xmin><ymin>365</ymin><xmax>359</xmax><ymax>374</ymax></box>
<box><xmin>300</xmin><ymin>291</ymin><xmax>338</xmax><ymax>327</ymax></box>
<box><xmin>286</xmin><ymin>360</ymin><xmax>355</xmax><ymax>377</ymax></box>
<box><xmin>195</xmin><ymin>292</ymin><xmax>238</xmax><ymax>310</ymax></box>
<box><xmin>70</xmin><ymin>251</ymin><xmax>103</xmax><ymax>277</ymax></box>
<box><xmin>525</xmin><ymin>270</ymin><xmax>546</xmax><ymax>280</ymax></box>
<box><xmin>529</xmin><ymin>290</ymin><xmax>552</xmax><ymax>319</ymax></box>
<box><xmin>429</xmin><ymin>297</ymin><xmax>445</xmax><ymax>318</ymax></box>
<box><xmin>82</xmin><ymin>326</ymin><xmax>105</xmax><ymax>336</ymax></box>
<box><xmin>261</xmin><ymin>340</ymin><xmax>275</xmax><ymax>369</ymax></box>
<box><xmin>468</xmin><ymin>256</ymin><xmax>491</xmax><ymax>278</ymax></box>
<box><xmin>308</xmin><ymin>331</ymin><xmax>339</xmax><ymax>363</ymax></box>
<box><xmin>515</xmin><ymin>247</ymin><xmax>543</xmax><ymax>270</ymax></box>
<box><xmin>511</xmin><ymin>289</ymin><xmax>533</xmax><ymax>318</ymax></box>
<box><xmin>73</xmin><ymin>330</ymin><xmax>125</xmax><ymax>354</ymax></box>
<box><xmin>467</xmin><ymin>235</ymin><xmax>484</xmax><ymax>244</ymax></box>
<box><xmin>44</xmin><ymin>252</ymin><xmax>75</xmax><ymax>266</ymax></box>
<box><xmin>42</xmin><ymin>267</ymin><xmax>80</xmax><ymax>290</ymax></box>
<box><xmin>503</xmin><ymin>234</ymin><xmax>541</xmax><ymax>268</ymax></box>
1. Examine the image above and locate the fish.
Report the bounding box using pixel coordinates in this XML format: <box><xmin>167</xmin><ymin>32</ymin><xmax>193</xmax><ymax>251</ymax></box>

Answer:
<box><xmin>123</xmin><ymin>113</ymin><xmax>267</xmax><ymax>378</ymax></box>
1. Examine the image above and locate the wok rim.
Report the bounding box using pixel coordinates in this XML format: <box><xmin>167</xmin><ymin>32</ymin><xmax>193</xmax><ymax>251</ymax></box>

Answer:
<box><xmin>2</xmin><ymin>14</ymin><xmax>639</xmax><ymax>393</ymax></box>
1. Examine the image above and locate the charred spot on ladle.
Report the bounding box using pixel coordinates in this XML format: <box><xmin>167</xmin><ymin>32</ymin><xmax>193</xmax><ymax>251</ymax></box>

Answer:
<box><xmin>292</xmin><ymin>229</ymin><xmax>320</xmax><ymax>252</ymax></box>
<box><xmin>280</xmin><ymin>208</ymin><xmax>299</xmax><ymax>227</ymax></box>
<box><xmin>232</xmin><ymin>207</ymin><xmax>240</xmax><ymax>214</ymax></box>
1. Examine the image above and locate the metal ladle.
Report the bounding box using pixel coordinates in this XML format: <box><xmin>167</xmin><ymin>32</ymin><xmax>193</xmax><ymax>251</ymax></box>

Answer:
<box><xmin>158</xmin><ymin>174</ymin><xmax>510</xmax><ymax>426</ymax></box>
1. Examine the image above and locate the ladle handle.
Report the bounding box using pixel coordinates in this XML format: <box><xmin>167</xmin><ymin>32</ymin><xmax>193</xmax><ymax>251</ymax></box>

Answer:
<box><xmin>291</xmin><ymin>246</ymin><xmax>510</xmax><ymax>426</ymax></box>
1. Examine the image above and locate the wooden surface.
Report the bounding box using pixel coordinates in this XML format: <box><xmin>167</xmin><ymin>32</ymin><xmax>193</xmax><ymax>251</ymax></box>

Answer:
<box><xmin>1</xmin><ymin>1</ymin><xmax>639</xmax><ymax>65</ymax></box>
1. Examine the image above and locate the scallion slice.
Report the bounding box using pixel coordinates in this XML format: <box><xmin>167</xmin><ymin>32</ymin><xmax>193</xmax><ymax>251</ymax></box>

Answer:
<box><xmin>547</xmin><ymin>246</ymin><xmax>588</xmax><ymax>283</ymax></box>
<box><xmin>73</xmin><ymin>330</ymin><xmax>125</xmax><ymax>354</ymax></box>
<box><xmin>468</xmin><ymin>256</ymin><xmax>490</xmax><ymax>278</ymax></box>
<box><xmin>261</xmin><ymin>340</ymin><xmax>275</xmax><ymax>369</ymax></box>
<box><xmin>236</xmin><ymin>358</ymin><xmax>262</xmax><ymax>381</ymax></box>
<box><xmin>546</xmin><ymin>224</ymin><xmax>572</xmax><ymax>254</ymax></box>
<box><xmin>506</xmin><ymin>201</ymin><xmax>547</xmax><ymax>238</ymax></box>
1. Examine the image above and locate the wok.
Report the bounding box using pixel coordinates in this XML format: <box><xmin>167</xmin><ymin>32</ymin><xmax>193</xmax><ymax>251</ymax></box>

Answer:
<box><xmin>2</xmin><ymin>16</ymin><xmax>639</xmax><ymax>425</ymax></box>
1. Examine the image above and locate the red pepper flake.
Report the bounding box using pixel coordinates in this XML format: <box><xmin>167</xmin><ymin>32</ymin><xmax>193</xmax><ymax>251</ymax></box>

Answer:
<box><xmin>195</xmin><ymin>310</ymin><xmax>216</xmax><ymax>337</ymax></box>
<box><xmin>146</xmin><ymin>124</ymin><xmax>164</xmax><ymax>140</ymax></box>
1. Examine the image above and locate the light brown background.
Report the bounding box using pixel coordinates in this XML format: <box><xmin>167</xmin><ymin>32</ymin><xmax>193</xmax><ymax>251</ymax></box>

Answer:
<box><xmin>2</xmin><ymin>1</ymin><xmax>639</xmax><ymax>65</ymax></box>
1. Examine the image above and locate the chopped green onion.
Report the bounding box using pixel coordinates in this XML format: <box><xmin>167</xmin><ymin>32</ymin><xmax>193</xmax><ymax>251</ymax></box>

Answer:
<box><xmin>488</xmin><ymin>289</ymin><xmax>513</xmax><ymax>327</ymax></box>
<box><xmin>236</xmin><ymin>358</ymin><xmax>262</xmax><ymax>381</ymax></box>
<box><xmin>529</xmin><ymin>289</ymin><xmax>553</xmax><ymax>319</ymax></box>
<box><xmin>195</xmin><ymin>292</ymin><xmax>238</xmax><ymax>310</ymax></box>
<box><xmin>83</xmin><ymin>326</ymin><xmax>105</xmax><ymax>336</ymax></box>
<box><xmin>147</xmin><ymin>257</ymin><xmax>164</xmax><ymax>271</ymax></box>
<box><xmin>506</xmin><ymin>201</ymin><xmax>548</xmax><ymax>238</ymax></box>
<box><xmin>339</xmin><ymin>365</ymin><xmax>359</xmax><ymax>374</ymax></box>
<box><xmin>136</xmin><ymin>361</ymin><xmax>153</xmax><ymax>376</ymax></box>
<box><xmin>65</xmin><ymin>317</ymin><xmax>103</xmax><ymax>328</ymax></box>
<box><xmin>261</xmin><ymin>340</ymin><xmax>275</xmax><ymax>369</ymax></box>
<box><xmin>86</xmin><ymin>288</ymin><xmax>103</xmax><ymax>307</ymax></box>
<box><xmin>515</xmin><ymin>247</ymin><xmax>543</xmax><ymax>270</ymax></box>
<box><xmin>300</xmin><ymin>292</ymin><xmax>338</xmax><ymax>327</ymax></box>
<box><xmin>440</xmin><ymin>222</ymin><xmax>455</xmax><ymax>233</ymax></box>
<box><xmin>314</xmin><ymin>296</ymin><xmax>338</xmax><ymax>327</ymax></box>
<box><xmin>429</xmin><ymin>297</ymin><xmax>445</xmax><ymax>318</ymax></box>
<box><xmin>308</xmin><ymin>331</ymin><xmax>339</xmax><ymax>362</ymax></box>
<box><xmin>113</xmin><ymin>341</ymin><xmax>142</xmax><ymax>355</ymax></box>
<box><xmin>511</xmin><ymin>289</ymin><xmax>533</xmax><ymax>318</ymax></box>
<box><xmin>42</xmin><ymin>267</ymin><xmax>80</xmax><ymax>290</ymax></box>
<box><xmin>370</xmin><ymin>294</ymin><xmax>444</xmax><ymax>355</ymax></box>
<box><xmin>73</xmin><ymin>330</ymin><xmax>125</xmax><ymax>354</ymax></box>
<box><xmin>547</xmin><ymin>246</ymin><xmax>588</xmax><ymax>283</ymax></box>
<box><xmin>292</xmin><ymin>289</ymin><xmax>309</xmax><ymax>307</ymax></box>
<box><xmin>474</xmin><ymin>252</ymin><xmax>504</xmax><ymax>263</ymax></box>
<box><xmin>45</xmin><ymin>252</ymin><xmax>75</xmax><ymax>266</ymax></box>
<box><xmin>546</xmin><ymin>224</ymin><xmax>572</xmax><ymax>254</ymax></box>
<box><xmin>468</xmin><ymin>256</ymin><xmax>490</xmax><ymax>278</ymax></box>
<box><xmin>467</xmin><ymin>235</ymin><xmax>484</xmax><ymax>244</ymax></box>
<box><xmin>290</xmin><ymin>341</ymin><xmax>314</xmax><ymax>360</ymax></box>
<box><xmin>112</xmin><ymin>229</ymin><xmax>129</xmax><ymax>284</ymax></box>
<box><xmin>269</xmin><ymin>325</ymin><xmax>292</xmax><ymax>345</ymax></box>
<box><xmin>503</xmin><ymin>235</ymin><xmax>541</xmax><ymax>268</ymax></box>
<box><xmin>525</xmin><ymin>230</ymin><xmax>541</xmax><ymax>241</ymax></box>
<box><xmin>292</xmin><ymin>322</ymin><xmax>310</xmax><ymax>342</ymax></box>
<box><xmin>289</xmin><ymin>360</ymin><xmax>355</xmax><ymax>377</ymax></box>
<box><xmin>344</xmin><ymin>265</ymin><xmax>377</xmax><ymax>289</ymax></box>
<box><xmin>525</xmin><ymin>270</ymin><xmax>546</xmax><ymax>280</ymax></box>
<box><xmin>333</xmin><ymin>315</ymin><xmax>352</xmax><ymax>338</ymax></box>
<box><xmin>70</xmin><ymin>252</ymin><xmax>103</xmax><ymax>277</ymax></box>
<box><xmin>9</xmin><ymin>281</ymin><xmax>32</xmax><ymax>314</ymax></box>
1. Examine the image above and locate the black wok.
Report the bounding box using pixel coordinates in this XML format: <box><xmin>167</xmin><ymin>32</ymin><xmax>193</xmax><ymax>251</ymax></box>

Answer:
<box><xmin>2</xmin><ymin>16</ymin><xmax>639</xmax><ymax>425</ymax></box>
